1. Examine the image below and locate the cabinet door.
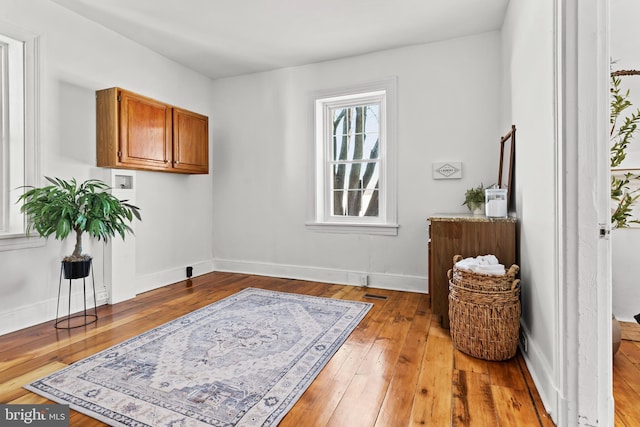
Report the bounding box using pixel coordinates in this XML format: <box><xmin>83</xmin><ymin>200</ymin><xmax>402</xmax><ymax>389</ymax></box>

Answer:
<box><xmin>119</xmin><ymin>91</ymin><xmax>172</xmax><ymax>170</ymax></box>
<box><xmin>430</xmin><ymin>219</ymin><xmax>516</xmax><ymax>329</ymax></box>
<box><xmin>172</xmin><ymin>108</ymin><xmax>209</xmax><ymax>174</ymax></box>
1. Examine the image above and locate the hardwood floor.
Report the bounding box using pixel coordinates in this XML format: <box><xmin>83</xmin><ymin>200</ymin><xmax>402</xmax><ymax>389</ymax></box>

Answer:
<box><xmin>0</xmin><ymin>272</ymin><xmax>555</xmax><ymax>426</ymax></box>
<box><xmin>614</xmin><ymin>326</ymin><xmax>640</xmax><ymax>426</ymax></box>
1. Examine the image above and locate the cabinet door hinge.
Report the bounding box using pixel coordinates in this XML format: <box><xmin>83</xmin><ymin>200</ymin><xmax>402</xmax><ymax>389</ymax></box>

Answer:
<box><xmin>117</xmin><ymin>151</ymin><xmax>122</xmax><ymax>158</ymax></box>
<box><xmin>117</xmin><ymin>95</ymin><xmax>122</xmax><ymax>102</ymax></box>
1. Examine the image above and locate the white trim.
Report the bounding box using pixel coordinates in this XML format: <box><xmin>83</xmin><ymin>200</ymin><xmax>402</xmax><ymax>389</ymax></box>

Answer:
<box><xmin>0</xmin><ymin>260</ymin><xmax>215</xmax><ymax>336</ymax></box>
<box><xmin>0</xmin><ymin>281</ymin><xmax>108</xmax><ymax>337</ymax></box>
<box><xmin>0</xmin><ymin>21</ymin><xmax>40</xmax><ymax>248</ymax></box>
<box><xmin>305</xmin><ymin>222</ymin><xmax>398</xmax><ymax>236</ymax></box>
<box><xmin>134</xmin><ymin>259</ymin><xmax>215</xmax><ymax>295</ymax></box>
<box><xmin>213</xmin><ymin>258</ymin><xmax>427</xmax><ymax>294</ymax></box>
<box><xmin>556</xmin><ymin>0</ymin><xmax>613</xmax><ymax>425</ymax></box>
<box><xmin>308</xmin><ymin>77</ymin><xmax>397</xmax><ymax>233</ymax></box>
<box><xmin>520</xmin><ymin>321</ymin><xmax>558</xmax><ymax>419</ymax></box>
<box><xmin>554</xmin><ymin>0</ymin><xmax>569</xmax><ymax>424</ymax></box>
<box><xmin>0</xmin><ymin>40</ymin><xmax>7</xmax><ymax>232</ymax></box>
<box><xmin>554</xmin><ymin>0</ymin><xmax>568</xmax><ymax>424</ymax></box>
<box><xmin>0</xmin><ymin>234</ymin><xmax>45</xmax><ymax>251</ymax></box>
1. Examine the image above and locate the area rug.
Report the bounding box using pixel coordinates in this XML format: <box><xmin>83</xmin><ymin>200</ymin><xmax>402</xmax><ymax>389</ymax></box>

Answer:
<box><xmin>25</xmin><ymin>287</ymin><xmax>372</xmax><ymax>426</ymax></box>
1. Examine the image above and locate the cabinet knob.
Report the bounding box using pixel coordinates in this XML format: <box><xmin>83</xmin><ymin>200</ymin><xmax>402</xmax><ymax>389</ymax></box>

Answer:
<box><xmin>175</xmin><ymin>161</ymin><xmax>180</xmax><ymax>164</ymax></box>
<box><xmin>164</xmin><ymin>160</ymin><xmax>169</xmax><ymax>163</ymax></box>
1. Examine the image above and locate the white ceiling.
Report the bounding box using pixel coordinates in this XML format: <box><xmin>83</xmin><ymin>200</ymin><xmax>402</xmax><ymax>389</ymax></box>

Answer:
<box><xmin>51</xmin><ymin>0</ymin><xmax>509</xmax><ymax>79</ymax></box>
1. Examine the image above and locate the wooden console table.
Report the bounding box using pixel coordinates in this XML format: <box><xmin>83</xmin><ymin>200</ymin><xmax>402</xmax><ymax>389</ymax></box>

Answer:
<box><xmin>428</xmin><ymin>214</ymin><xmax>517</xmax><ymax>329</ymax></box>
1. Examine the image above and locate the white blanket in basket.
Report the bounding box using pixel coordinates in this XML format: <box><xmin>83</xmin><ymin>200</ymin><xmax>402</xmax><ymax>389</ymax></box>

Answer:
<box><xmin>455</xmin><ymin>254</ymin><xmax>506</xmax><ymax>275</ymax></box>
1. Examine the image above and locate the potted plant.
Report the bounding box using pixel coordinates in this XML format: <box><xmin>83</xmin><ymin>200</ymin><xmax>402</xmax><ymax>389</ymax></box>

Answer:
<box><xmin>463</xmin><ymin>183</ymin><xmax>486</xmax><ymax>215</ymax></box>
<box><xmin>18</xmin><ymin>177</ymin><xmax>141</xmax><ymax>279</ymax></box>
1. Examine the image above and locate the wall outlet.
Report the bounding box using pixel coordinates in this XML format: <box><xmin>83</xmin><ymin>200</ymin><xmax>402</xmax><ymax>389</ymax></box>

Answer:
<box><xmin>519</xmin><ymin>329</ymin><xmax>528</xmax><ymax>353</ymax></box>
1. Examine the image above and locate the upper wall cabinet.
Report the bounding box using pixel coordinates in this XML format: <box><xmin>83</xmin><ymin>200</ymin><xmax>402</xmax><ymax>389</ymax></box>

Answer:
<box><xmin>96</xmin><ymin>87</ymin><xmax>209</xmax><ymax>174</ymax></box>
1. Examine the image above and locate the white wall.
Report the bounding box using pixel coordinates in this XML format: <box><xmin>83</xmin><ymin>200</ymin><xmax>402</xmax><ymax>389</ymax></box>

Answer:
<box><xmin>501</xmin><ymin>0</ymin><xmax>558</xmax><ymax>419</ymax></box>
<box><xmin>611</xmin><ymin>0</ymin><xmax>640</xmax><ymax>322</ymax></box>
<box><xmin>209</xmin><ymin>32</ymin><xmax>503</xmax><ymax>292</ymax></box>
<box><xmin>0</xmin><ymin>0</ymin><xmax>214</xmax><ymax>335</ymax></box>
<box><xmin>0</xmin><ymin>4</ymin><xmax>502</xmax><ymax>336</ymax></box>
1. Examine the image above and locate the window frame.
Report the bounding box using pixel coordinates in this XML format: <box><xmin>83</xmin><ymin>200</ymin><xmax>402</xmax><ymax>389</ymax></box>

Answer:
<box><xmin>307</xmin><ymin>78</ymin><xmax>398</xmax><ymax>236</ymax></box>
<box><xmin>0</xmin><ymin>23</ymin><xmax>41</xmax><ymax>251</ymax></box>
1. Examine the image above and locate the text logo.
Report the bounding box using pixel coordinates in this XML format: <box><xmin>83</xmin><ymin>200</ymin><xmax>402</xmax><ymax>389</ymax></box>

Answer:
<box><xmin>0</xmin><ymin>404</ymin><xmax>69</xmax><ymax>426</ymax></box>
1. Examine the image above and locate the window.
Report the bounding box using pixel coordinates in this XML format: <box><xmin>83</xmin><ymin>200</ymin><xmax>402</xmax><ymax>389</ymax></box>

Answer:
<box><xmin>308</xmin><ymin>78</ymin><xmax>397</xmax><ymax>235</ymax></box>
<box><xmin>0</xmin><ymin>25</ymin><xmax>40</xmax><ymax>250</ymax></box>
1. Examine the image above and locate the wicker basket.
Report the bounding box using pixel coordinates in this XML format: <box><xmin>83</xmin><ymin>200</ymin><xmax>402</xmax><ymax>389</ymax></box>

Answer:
<box><xmin>450</xmin><ymin>254</ymin><xmax>519</xmax><ymax>292</ymax></box>
<box><xmin>447</xmin><ymin>255</ymin><xmax>521</xmax><ymax>361</ymax></box>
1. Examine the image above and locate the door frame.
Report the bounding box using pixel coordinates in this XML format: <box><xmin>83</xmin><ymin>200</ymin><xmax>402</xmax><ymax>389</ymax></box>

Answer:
<box><xmin>555</xmin><ymin>0</ymin><xmax>613</xmax><ymax>425</ymax></box>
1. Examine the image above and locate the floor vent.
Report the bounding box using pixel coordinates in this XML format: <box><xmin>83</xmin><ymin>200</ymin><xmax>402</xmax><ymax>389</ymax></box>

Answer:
<box><xmin>363</xmin><ymin>294</ymin><xmax>388</xmax><ymax>301</ymax></box>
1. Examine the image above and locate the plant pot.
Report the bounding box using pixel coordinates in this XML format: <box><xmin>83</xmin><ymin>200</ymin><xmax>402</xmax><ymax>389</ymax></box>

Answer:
<box><xmin>467</xmin><ymin>202</ymin><xmax>485</xmax><ymax>216</ymax></box>
<box><xmin>62</xmin><ymin>259</ymin><xmax>92</xmax><ymax>279</ymax></box>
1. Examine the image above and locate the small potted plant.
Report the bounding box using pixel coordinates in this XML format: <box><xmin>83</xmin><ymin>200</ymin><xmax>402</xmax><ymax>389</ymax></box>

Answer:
<box><xmin>463</xmin><ymin>183</ymin><xmax>486</xmax><ymax>215</ymax></box>
<box><xmin>18</xmin><ymin>177</ymin><xmax>141</xmax><ymax>279</ymax></box>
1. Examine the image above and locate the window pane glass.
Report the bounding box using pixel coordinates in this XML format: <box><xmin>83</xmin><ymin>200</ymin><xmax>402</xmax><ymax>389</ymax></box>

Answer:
<box><xmin>332</xmin><ymin>132</ymin><xmax>351</xmax><ymax>162</ymax></box>
<box><xmin>332</xmin><ymin>104</ymin><xmax>379</xmax><ymax>162</ymax></box>
<box><xmin>331</xmin><ymin>162</ymin><xmax>379</xmax><ymax>217</ymax></box>
<box><xmin>364</xmin><ymin>105</ymin><xmax>379</xmax><ymax>133</ymax></box>
<box><xmin>362</xmin><ymin>134</ymin><xmax>379</xmax><ymax>160</ymax></box>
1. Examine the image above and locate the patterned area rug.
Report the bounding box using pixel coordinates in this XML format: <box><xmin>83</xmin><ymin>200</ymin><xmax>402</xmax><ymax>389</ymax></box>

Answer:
<box><xmin>26</xmin><ymin>288</ymin><xmax>372</xmax><ymax>426</ymax></box>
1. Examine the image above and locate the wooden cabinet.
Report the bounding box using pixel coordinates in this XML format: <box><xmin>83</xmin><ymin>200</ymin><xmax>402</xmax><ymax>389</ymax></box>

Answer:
<box><xmin>172</xmin><ymin>108</ymin><xmax>209</xmax><ymax>174</ymax></box>
<box><xmin>428</xmin><ymin>214</ymin><xmax>516</xmax><ymax>329</ymax></box>
<box><xmin>96</xmin><ymin>88</ymin><xmax>208</xmax><ymax>174</ymax></box>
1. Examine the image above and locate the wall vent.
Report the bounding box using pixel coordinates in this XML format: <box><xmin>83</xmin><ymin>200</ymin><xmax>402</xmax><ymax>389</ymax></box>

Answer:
<box><xmin>363</xmin><ymin>294</ymin><xmax>388</xmax><ymax>301</ymax></box>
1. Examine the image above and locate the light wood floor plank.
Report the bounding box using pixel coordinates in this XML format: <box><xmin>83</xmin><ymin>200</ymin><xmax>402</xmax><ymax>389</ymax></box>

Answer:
<box><xmin>409</xmin><ymin>333</ymin><xmax>454</xmax><ymax>426</ymax></box>
<box><xmin>281</xmin><ymin>289</ymin><xmax>404</xmax><ymax>426</ymax></box>
<box><xmin>618</xmin><ymin>339</ymin><xmax>640</xmax><ymax>368</ymax></box>
<box><xmin>326</xmin><ymin>292</ymin><xmax>418</xmax><ymax>426</ymax></box>
<box><xmin>454</xmin><ymin>349</ymin><xmax>490</xmax><ymax>376</ymax></box>
<box><xmin>613</xmin><ymin>348</ymin><xmax>640</xmax><ymax>426</ymax></box>
<box><xmin>0</xmin><ymin>362</ymin><xmax>67</xmax><ymax>403</ymax></box>
<box><xmin>451</xmin><ymin>369</ymin><xmax>497</xmax><ymax>426</ymax></box>
<box><xmin>490</xmin><ymin>384</ymin><xmax>541</xmax><ymax>427</ymax></box>
<box><xmin>515</xmin><ymin>353</ymin><xmax>556</xmax><ymax>427</ymax></box>
<box><xmin>375</xmin><ymin>295</ymin><xmax>431</xmax><ymax>427</ymax></box>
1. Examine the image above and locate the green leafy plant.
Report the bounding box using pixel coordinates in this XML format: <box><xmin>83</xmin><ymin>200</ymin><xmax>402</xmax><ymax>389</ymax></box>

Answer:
<box><xmin>610</xmin><ymin>71</ymin><xmax>640</xmax><ymax>228</ymax></box>
<box><xmin>463</xmin><ymin>183</ymin><xmax>485</xmax><ymax>209</ymax></box>
<box><xmin>18</xmin><ymin>177</ymin><xmax>141</xmax><ymax>261</ymax></box>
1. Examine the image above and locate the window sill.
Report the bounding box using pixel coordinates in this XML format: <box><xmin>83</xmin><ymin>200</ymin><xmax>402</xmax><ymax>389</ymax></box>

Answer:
<box><xmin>305</xmin><ymin>222</ymin><xmax>398</xmax><ymax>236</ymax></box>
<box><xmin>0</xmin><ymin>234</ymin><xmax>45</xmax><ymax>251</ymax></box>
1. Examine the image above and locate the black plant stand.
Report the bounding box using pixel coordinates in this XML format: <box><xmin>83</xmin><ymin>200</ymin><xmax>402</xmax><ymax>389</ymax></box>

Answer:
<box><xmin>55</xmin><ymin>260</ymin><xmax>98</xmax><ymax>329</ymax></box>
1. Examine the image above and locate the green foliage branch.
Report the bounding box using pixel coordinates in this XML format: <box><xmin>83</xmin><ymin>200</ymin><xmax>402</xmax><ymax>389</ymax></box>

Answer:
<box><xmin>18</xmin><ymin>177</ymin><xmax>141</xmax><ymax>261</ymax></box>
<box><xmin>611</xmin><ymin>71</ymin><xmax>640</xmax><ymax>228</ymax></box>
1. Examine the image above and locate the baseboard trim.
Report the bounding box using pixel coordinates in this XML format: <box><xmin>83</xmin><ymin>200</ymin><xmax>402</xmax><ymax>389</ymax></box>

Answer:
<box><xmin>0</xmin><ymin>259</ymin><xmax>423</xmax><ymax>336</ymax></box>
<box><xmin>134</xmin><ymin>260</ymin><xmax>215</xmax><ymax>295</ymax></box>
<box><xmin>519</xmin><ymin>321</ymin><xmax>558</xmax><ymax>424</ymax></box>
<box><xmin>0</xmin><ymin>283</ymin><xmax>108</xmax><ymax>337</ymax></box>
<box><xmin>213</xmin><ymin>259</ymin><xmax>427</xmax><ymax>294</ymax></box>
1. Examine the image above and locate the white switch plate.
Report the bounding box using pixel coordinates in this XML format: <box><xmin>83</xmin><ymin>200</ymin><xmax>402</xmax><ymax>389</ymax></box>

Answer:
<box><xmin>432</xmin><ymin>162</ymin><xmax>462</xmax><ymax>179</ymax></box>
